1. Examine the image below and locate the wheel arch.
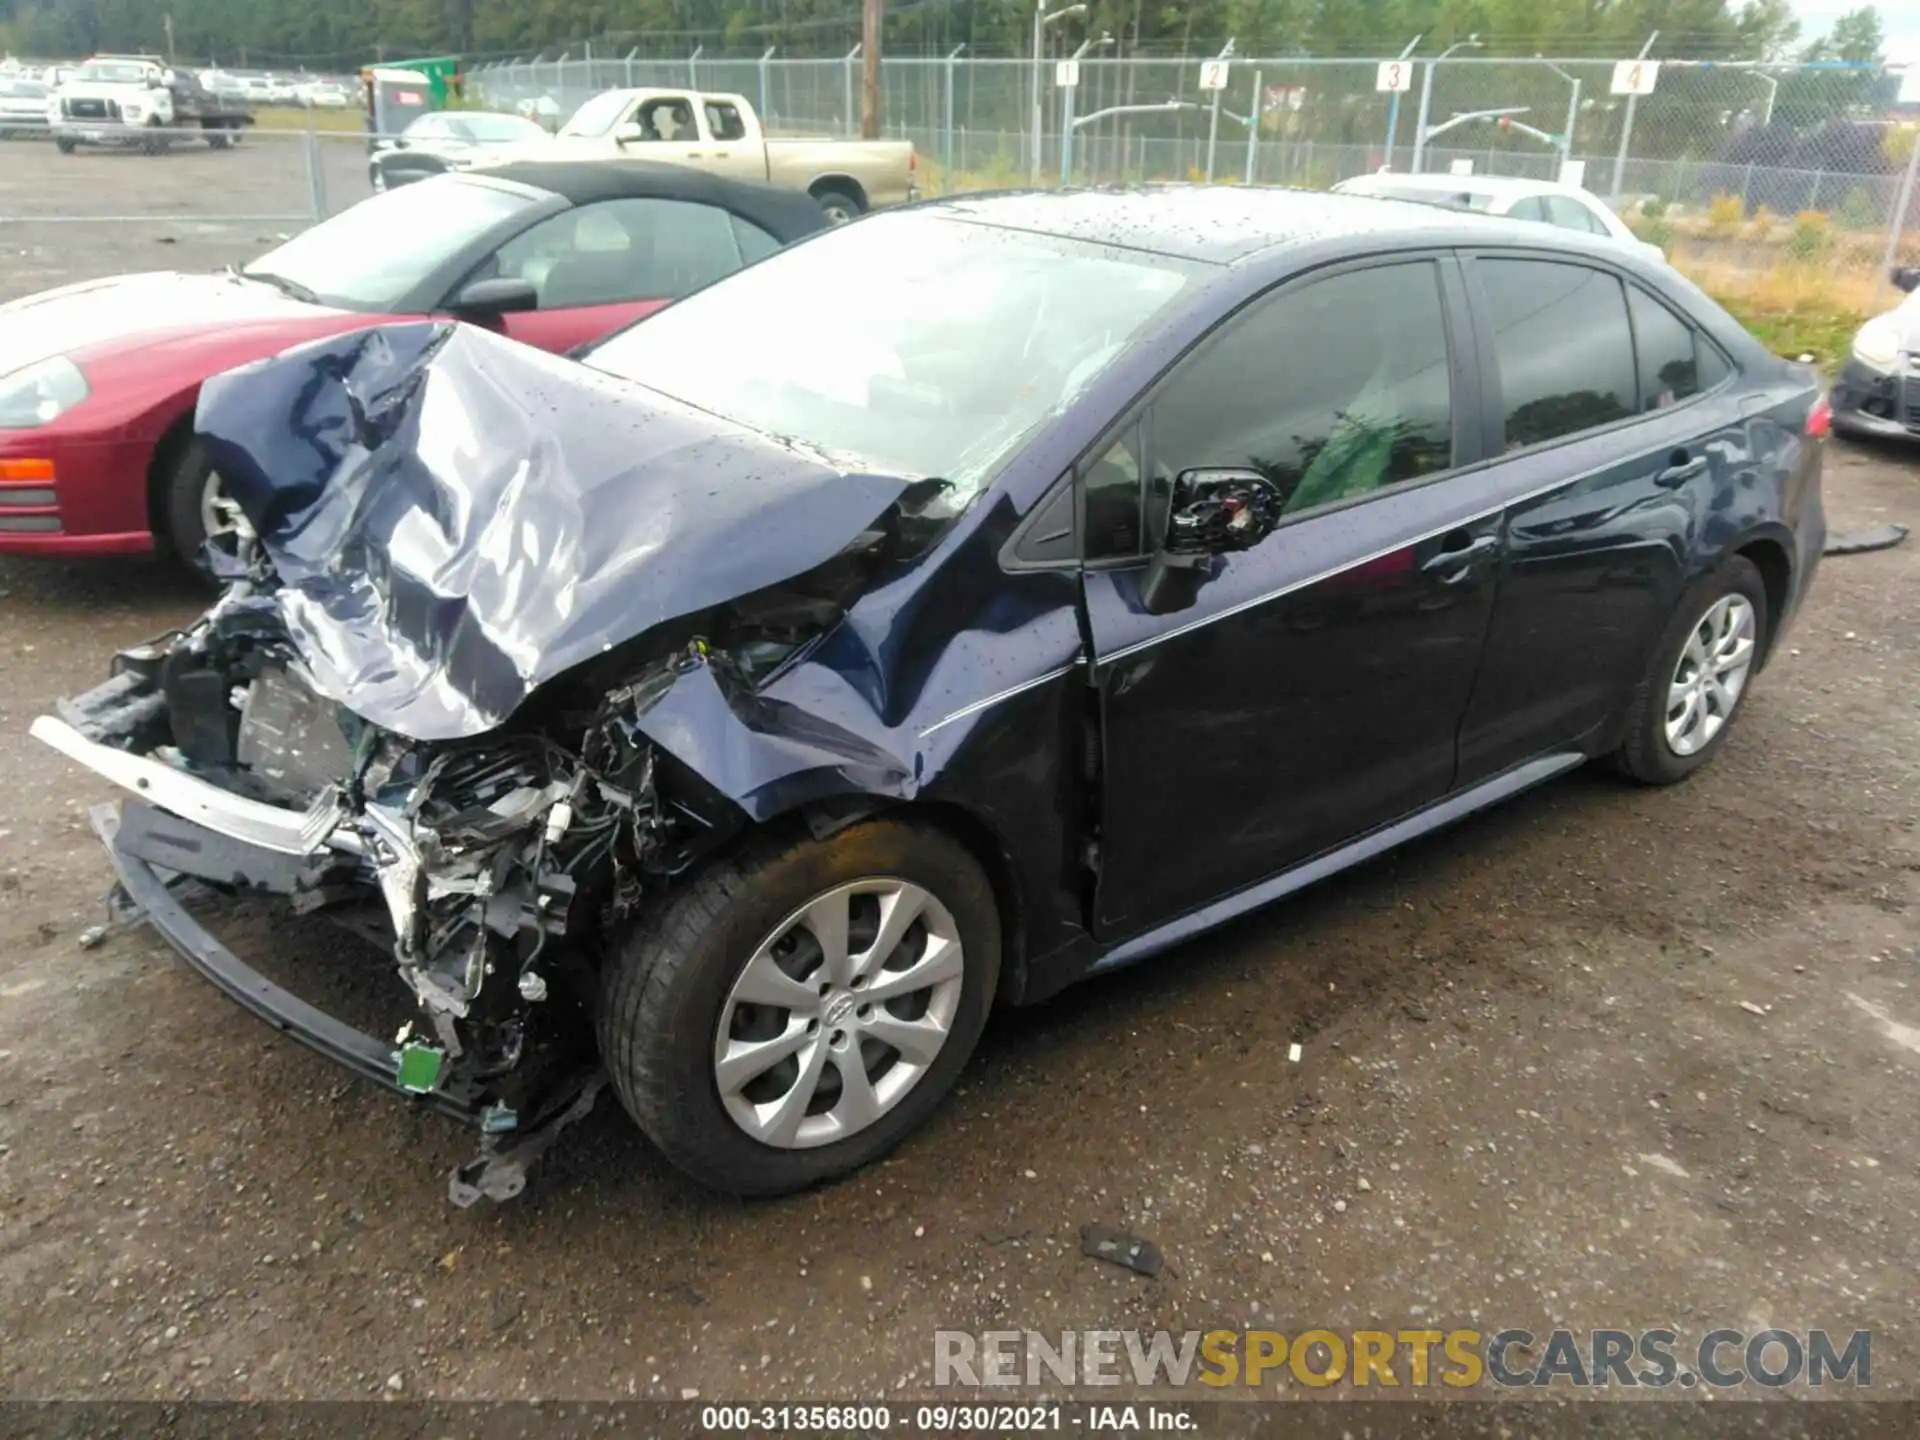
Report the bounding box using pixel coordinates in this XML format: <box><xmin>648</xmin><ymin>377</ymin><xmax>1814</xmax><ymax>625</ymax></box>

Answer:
<box><xmin>144</xmin><ymin>404</ymin><xmax>200</xmax><ymax>540</ymax></box>
<box><xmin>1726</xmin><ymin>527</ymin><xmax>1794</xmax><ymax>667</ymax></box>
<box><xmin>807</xmin><ymin>174</ymin><xmax>867</xmax><ymax>211</ymax></box>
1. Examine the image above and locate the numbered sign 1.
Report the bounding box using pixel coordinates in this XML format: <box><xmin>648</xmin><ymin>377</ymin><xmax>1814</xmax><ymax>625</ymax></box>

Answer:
<box><xmin>1375</xmin><ymin>60</ymin><xmax>1413</xmax><ymax>93</ymax></box>
<box><xmin>1609</xmin><ymin>59</ymin><xmax>1660</xmax><ymax>96</ymax></box>
<box><xmin>1055</xmin><ymin>59</ymin><xmax>1079</xmax><ymax>88</ymax></box>
<box><xmin>1198</xmin><ymin>59</ymin><xmax>1230</xmax><ymax>92</ymax></box>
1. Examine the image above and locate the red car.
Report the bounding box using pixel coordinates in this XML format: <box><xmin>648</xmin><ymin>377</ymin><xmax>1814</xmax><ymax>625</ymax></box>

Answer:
<box><xmin>0</xmin><ymin>160</ymin><xmax>825</xmax><ymax>567</ymax></box>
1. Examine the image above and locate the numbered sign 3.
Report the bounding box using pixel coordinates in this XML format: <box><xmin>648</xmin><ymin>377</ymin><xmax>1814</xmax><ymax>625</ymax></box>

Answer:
<box><xmin>1375</xmin><ymin>60</ymin><xmax>1413</xmax><ymax>93</ymax></box>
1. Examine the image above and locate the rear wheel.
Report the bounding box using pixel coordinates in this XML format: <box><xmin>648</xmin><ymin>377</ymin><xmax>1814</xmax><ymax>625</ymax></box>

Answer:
<box><xmin>812</xmin><ymin>186</ymin><xmax>862</xmax><ymax>225</ymax></box>
<box><xmin>55</xmin><ymin>136</ymin><xmax>76</xmax><ymax>154</ymax></box>
<box><xmin>1608</xmin><ymin>556</ymin><xmax>1769</xmax><ymax>784</ymax></box>
<box><xmin>598</xmin><ymin>818</ymin><xmax>1001</xmax><ymax>1195</ymax></box>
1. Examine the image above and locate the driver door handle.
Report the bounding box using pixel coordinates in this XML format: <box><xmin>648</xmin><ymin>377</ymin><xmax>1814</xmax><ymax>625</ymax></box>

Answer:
<box><xmin>1421</xmin><ymin>533</ymin><xmax>1499</xmax><ymax>584</ymax></box>
<box><xmin>1656</xmin><ymin>451</ymin><xmax>1710</xmax><ymax>488</ymax></box>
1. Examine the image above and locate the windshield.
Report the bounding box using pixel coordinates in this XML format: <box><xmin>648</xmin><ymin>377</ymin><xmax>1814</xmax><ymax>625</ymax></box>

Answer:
<box><xmin>4</xmin><ymin>81</ymin><xmax>49</xmax><ymax>98</ymax></box>
<box><xmin>561</xmin><ymin>90</ymin><xmax>631</xmax><ymax>137</ymax></box>
<box><xmin>584</xmin><ymin>212</ymin><xmax>1199</xmax><ymax>491</ymax></box>
<box><xmin>456</xmin><ymin>113</ymin><xmax>542</xmax><ymax>143</ymax></box>
<box><xmin>75</xmin><ymin>61</ymin><xmax>152</xmax><ymax>84</ymax></box>
<box><xmin>243</xmin><ymin>176</ymin><xmax>541</xmax><ymax>311</ymax></box>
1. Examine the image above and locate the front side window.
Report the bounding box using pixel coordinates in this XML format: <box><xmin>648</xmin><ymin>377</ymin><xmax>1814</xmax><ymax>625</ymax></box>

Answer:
<box><xmin>1479</xmin><ymin>258</ymin><xmax>1636</xmax><ymax>449</ymax></box>
<box><xmin>633</xmin><ymin>97</ymin><xmax>696</xmax><ymax>142</ymax></box>
<box><xmin>1145</xmin><ymin>261</ymin><xmax>1455</xmax><ymax>532</ymax></box>
<box><xmin>584</xmin><ymin>213</ymin><xmax>1198</xmax><ymax>496</ymax></box>
<box><xmin>487</xmin><ymin>198</ymin><xmax>754</xmax><ymax>308</ymax></box>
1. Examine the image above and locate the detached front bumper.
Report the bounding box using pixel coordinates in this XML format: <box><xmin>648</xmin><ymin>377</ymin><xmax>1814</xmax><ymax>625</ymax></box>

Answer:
<box><xmin>89</xmin><ymin>797</ymin><xmax>485</xmax><ymax>1122</ymax></box>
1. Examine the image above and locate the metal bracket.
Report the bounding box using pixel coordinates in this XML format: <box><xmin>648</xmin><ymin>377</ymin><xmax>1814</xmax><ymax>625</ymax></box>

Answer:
<box><xmin>447</xmin><ymin>1070</ymin><xmax>607</xmax><ymax>1208</ymax></box>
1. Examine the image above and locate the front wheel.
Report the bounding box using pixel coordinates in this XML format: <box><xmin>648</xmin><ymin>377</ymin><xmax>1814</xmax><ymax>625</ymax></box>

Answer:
<box><xmin>599</xmin><ymin>818</ymin><xmax>1001</xmax><ymax>1195</ymax></box>
<box><xmin>55</xmin><ymin>136</ymin><xmax>76</xmax><ymax>154</ymax></box>
<box><xmin>160</xmin><ymin>438</ymin><xmax>246</xmax><ymax>579</ymax></box>
<box><xmin>1608</xmin><ymin>555</ymin><xmax>1769</xmax><ymax>784</ymax></box>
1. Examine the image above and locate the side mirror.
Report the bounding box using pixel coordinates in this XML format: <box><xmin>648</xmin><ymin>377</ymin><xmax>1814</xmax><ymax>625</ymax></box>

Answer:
<box><xmin>1164</xmin><ymin>467</ymin><xmax>1283</xmax><ymax>556</ymax></box>
<box><xmin>1892</xmin><ymin>265</ymin><xmax>1920</xmax><ymax>294</ymax></box>
<box><xmin>1140</xmin><ymin>468</ymin><xmax>1283</xmax><ymax>615</ymax></box>
<box><xmin>449</xmin><ymin>277</ymin><xmax>538</xmax><ymax>323</ymax></box>
<box><xmin>613</xmin><ymin>120</ymin><xmax>645</xmax><ymax>144</ymax></box>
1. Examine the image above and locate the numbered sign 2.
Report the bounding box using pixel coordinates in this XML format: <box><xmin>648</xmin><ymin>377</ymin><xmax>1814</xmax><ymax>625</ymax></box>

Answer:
<box><xmin>1610</xmin><ymin>59</ymin><xmax>1660</xmax><ymax>96</ymax></box>
<box><xmin>1375</xmin><ymin>60</ymin><xmax>1413</xmax><ymax>93</ymax></box>
<box><xmin>1198</xmin><ymin>59</ymin><xmax>1230</xmax><ymax>92</ymax></box>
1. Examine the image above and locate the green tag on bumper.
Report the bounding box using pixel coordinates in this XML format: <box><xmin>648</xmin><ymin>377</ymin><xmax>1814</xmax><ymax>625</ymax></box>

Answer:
<box><xmin>395</xmin><ymin>1041</ymin><xmax>446</xmax><ymax>1094</ymax></box>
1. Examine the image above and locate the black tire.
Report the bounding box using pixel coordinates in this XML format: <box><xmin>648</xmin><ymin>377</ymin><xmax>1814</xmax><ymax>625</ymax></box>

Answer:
<box><xmin>159</xmin><ymin>437</ymin><xmax>222</xmax><ymax>578</ymax></box>
<box><xmin>55</xmin><ymin>136</ymin><xmax>76</xmax><ymax>154</ymax></box>
<box><xmin>812</xmin><ymin>186</ymin><xmax>863</xmax><ymax>225</ymax></box>
<box><xmin>141</xmin><ymin>121</ymin><xmax>168</xmax><ymax>156</ymax></box>
<box><xmin>599</xmin><ymin>817</ymin><xmax>1001</xmax><ymax>1195</ymax></box>
<box><xmin>208</xmin><ymin>124</ymin><xmax>232</xmax><ymax>150</ymax></box>
<box><xmin>1608</xmin><ymin>555</ymin><xmax>1770</xmax><ymax>785</ymax></box>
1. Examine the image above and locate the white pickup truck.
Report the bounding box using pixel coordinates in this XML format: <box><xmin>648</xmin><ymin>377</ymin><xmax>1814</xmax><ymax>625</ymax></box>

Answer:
<box><xmin>519</xmin><ymin>87</ymin><xmax>917</xmax><ymax>224</ymax></box>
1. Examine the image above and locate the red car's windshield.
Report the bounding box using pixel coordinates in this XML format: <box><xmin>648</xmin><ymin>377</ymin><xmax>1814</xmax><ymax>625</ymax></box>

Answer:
<box><xmin>242</xmin><ymin>176</ymin><xmax>542</xmax><ymax>312</ymax></box>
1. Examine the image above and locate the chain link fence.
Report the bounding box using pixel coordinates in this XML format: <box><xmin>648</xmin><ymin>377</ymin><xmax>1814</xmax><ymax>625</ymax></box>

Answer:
<box><xmin>465</xmin><ymin>50</ymin><xmax>1916</xmax><ymax>312</ymax></box>
<box><xmin>0</xmin><ymin>49</ymin><xmax>1911</xmax><ymax>320</ymax></box>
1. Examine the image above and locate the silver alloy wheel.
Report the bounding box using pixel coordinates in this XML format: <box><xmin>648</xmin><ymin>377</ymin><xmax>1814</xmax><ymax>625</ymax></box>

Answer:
<box><xmin>198</xmin><ymin>469</ymin><xmax>246</xmax><ymax>546</ymax></box>
<box><xmin>714</xmin><ymin>878</ymin><xmax>965</xmax><ymax>1149</ymax></box>
<box><xmin>1665</xmin><ymin>593</ymin><xmax>1757</xmax><ymax>757</ymax></box>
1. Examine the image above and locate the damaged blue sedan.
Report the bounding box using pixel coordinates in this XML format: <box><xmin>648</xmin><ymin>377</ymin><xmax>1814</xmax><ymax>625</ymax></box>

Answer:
<box><xmin>34</xmin><ymin>188</ymin><xmax>1827</xmax><ymax>1202</ymax></box>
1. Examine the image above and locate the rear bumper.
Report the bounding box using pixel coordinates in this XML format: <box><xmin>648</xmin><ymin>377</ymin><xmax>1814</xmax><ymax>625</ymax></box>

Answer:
<box><xmin>91</xmin><ymin>799</ymin><xmax>485</xmax><ymax>1122</ymax></box>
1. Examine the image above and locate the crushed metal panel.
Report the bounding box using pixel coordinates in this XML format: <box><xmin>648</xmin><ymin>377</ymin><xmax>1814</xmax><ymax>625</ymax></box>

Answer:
<box><xmin>194</xmin><ymin>321</ymin><xmax>914</xmax><ymax>742</ymax></box>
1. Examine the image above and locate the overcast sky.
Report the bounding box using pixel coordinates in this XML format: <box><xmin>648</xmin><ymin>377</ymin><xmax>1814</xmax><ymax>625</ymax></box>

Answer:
<box><xmin>1791</xmin><ymin>2</ymin><xmax>1918</xmax><ymax>61</ymax></box>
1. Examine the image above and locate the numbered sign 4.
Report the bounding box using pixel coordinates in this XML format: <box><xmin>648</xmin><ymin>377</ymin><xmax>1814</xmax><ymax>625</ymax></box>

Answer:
<box><xmin>1610</xmin><ymin>59</ymin><xmax>1660</xmax><ymax>96</ymax></box>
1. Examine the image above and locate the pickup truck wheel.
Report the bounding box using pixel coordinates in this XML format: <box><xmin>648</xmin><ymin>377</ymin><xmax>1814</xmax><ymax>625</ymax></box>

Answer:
<box><xmin>141</xmin><ymin>122</ymin><xmax>169</xmax><ymax>156</ymax></box>
<box><xmin>599</xmin><ymin>818</ymin><xmax>1001</xmax><ymax>1195</ymax></box>
<box><xmin>813</xmin><ymin>187</ymin><xmax>862</xmax><ymax>225</ymax></box>
<box><xmin>55</xmin><ymin>136</ymin><xmax>76</xmax><ymax>154</ymax></box>
<box><xmin>161</xmin><ymin>438</ymin><xmax>244</xmax><ymax>578</ymax></box>
<box><xmin>208</xmin><ymin>125</ymin><xmax>232</xmax><ymax>150</ymax></box>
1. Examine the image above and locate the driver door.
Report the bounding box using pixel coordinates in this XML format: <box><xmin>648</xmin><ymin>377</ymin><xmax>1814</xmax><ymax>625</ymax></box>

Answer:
<box><xmin>1081</xmin><ymin>255</ymin><xmax>1505</xmax><ymax>937</ymax></box>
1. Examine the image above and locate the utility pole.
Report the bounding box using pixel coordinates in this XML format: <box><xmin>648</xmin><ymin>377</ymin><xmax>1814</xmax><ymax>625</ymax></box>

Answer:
<box><xmin>163</xmin><ymin>12</ymin><xmax>176</xmax><ymax>61</ymax></box>
<box><xmin>860</xmin><ymin>0</ymin><xmax>882</xmax><ymax>139</ymax></box>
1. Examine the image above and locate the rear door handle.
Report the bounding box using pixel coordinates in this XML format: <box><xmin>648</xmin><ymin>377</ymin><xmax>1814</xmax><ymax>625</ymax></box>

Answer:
<box><xmin>1656</xmin><ymin>452</ymin><xmax>1710</xmax><ymax>487</ymax></box>
<box><xmin>1420</xmin><ymin>533</ymin><xmax>1499</xmax><ymax>583</ymax></box>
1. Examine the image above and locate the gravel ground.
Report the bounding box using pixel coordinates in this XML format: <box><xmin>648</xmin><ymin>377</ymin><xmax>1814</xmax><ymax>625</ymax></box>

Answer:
<box><xmin>1</xmin><ymin>141</ymin><xmax>1918</xmax><ymax>1407</ymax></box>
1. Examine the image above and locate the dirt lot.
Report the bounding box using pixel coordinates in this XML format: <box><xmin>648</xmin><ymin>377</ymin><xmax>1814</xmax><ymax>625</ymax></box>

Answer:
<box><xmin>1</xmin><ymin>140</ymin><xmax>1919</xmax><ymax>1409</ymax></box>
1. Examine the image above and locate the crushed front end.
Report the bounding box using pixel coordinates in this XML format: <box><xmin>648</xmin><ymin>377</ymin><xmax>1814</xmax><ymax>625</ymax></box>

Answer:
<box><xmin>34</xmin><ymin>583</ymin><xmax>708</xmax><ymax>1205</ymax></box>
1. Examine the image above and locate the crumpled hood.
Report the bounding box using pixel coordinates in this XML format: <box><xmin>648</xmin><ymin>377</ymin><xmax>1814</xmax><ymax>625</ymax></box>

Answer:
<box><xmin>0</xmin><ymin>272</ymin><xmax>332</xmax><ymax>373</ymax></box>
<box><xmin>195</xmin><ymin>321</ymin><xmax>913</xmax><ymax>742</ymax></box>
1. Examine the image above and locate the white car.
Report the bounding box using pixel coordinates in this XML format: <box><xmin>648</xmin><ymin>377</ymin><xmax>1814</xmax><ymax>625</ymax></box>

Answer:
<box><xmin>1333</xmin><ymin>172</ymin><xmax>1666</xmax><ymax>264</ymax></box>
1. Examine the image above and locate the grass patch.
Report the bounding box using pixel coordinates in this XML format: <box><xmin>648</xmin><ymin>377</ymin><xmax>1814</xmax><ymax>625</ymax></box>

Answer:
<box><xmin>250</xmin><ymin>107</ymin><xmax>366</xmax><ymax>134</ymax></box>
<box><xmin>1711</xmin><ymin>298</ymin><xmax>1863</xmax><ymax>367</ymax></box>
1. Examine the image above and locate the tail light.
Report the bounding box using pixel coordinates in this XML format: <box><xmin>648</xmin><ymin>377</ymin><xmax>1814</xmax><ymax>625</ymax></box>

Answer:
<box><xmin>909</xmin><ymin>149</ymin><xmax>917</xmax><ymax>173</ymax></box>
<box><xmin>1806</xmin><ymin>395</ymin><xmax>1832</xmax><ymax>439</ymax></box>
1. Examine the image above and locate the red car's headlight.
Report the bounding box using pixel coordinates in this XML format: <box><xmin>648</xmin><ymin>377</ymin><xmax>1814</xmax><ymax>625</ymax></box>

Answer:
<box><xmin>0</xmin><ymin>357</ymin><xmax>89</xmax><ymax>429</ymax></box>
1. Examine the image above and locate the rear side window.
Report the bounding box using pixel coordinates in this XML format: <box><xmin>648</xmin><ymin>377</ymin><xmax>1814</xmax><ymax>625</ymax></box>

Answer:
<box><xmin>1544</xmin><ymin>195</ymin><xmax>1606</xmax><ymax>234</ymax></box>
<box><xmin>1478</xmin><ymin>259</ymin><xmax>1636</xmax><ymax>449</ymax></box>
<box><xmin>706</xmin><ymin>102</ymin><xmax>747</xmax><ymax>141</ymax></box>
<box><xmin>1506</xmin><ymin>196</ymin><xmax>1550</xmax><ymax>223</ymax></box>
<box><xmin>1628</xmin><ymin>286</ymin><xmax>1702</xmax><ymax>410</ymax></box>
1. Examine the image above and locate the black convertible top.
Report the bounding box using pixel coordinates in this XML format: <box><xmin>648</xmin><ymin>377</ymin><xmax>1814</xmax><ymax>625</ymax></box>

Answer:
<box><xmin>474</xmin><ymin>159</ymin><xmax>830</xmax><ymax>243</ymax></box>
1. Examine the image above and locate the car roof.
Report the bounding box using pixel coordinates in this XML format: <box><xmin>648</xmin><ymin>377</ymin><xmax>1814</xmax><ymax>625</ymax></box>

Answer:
<box><xmin>914</xmin><ymin>184</ymin><xmax>1574</xmax><ymax>265</ymax></box>
<box><xmin>1341</xmin><ymin>172</ymin><xmax>1581</xmax><ymax>200</ymax></box>
<box><xmin>470</xmin><ymin>159</ymin><xmax>831</xmax><ymax>242</ymax></box>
